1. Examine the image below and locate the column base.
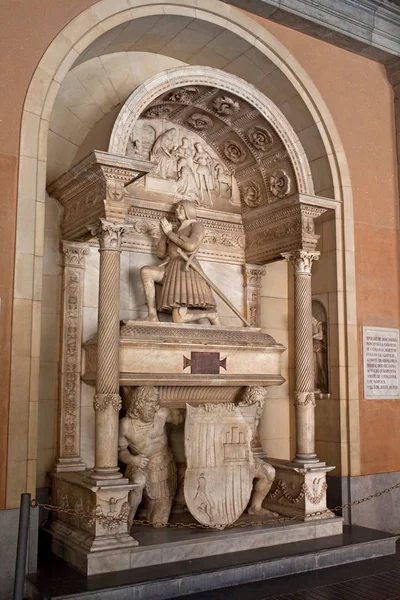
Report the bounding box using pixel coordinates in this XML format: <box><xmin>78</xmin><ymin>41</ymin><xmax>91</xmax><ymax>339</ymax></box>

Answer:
<box><xmin>49</xmin><ymin>471</ymin><xmax>139</xmax><ymax>574</ymax></box>
<box><xmin>87</xmin><ymin>466</ymin><xmax>125</xmax><ymax>486</ymax></box>
<box><xmin>264</xmin><ymin>458</ymin><xmax>336</xmax><ymax>521</ymax></box>
<box><xmin>53</xmin><ymin>457</ymin><xmax>86</xmax><ymax>473</ymax></box>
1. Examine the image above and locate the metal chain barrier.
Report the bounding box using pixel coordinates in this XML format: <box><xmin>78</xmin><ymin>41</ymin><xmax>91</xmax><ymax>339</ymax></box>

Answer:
<box><xmin>30</xmin><ymin>481</ymin><xmax>400</xmax><ymax>530</ymax></box>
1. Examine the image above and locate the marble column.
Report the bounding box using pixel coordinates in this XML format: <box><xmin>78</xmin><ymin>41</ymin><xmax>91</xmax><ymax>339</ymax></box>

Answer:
<box><xmin>283</xmin><ymin>250</ymin><xmax>320</xmax><ymax>464</ymax></box>
<box><xmin>90</xmin><ymin>219</ymin><xmax>128</xmax><ymax>482</ymax></box>
<box><xmin>54</xmin><ymin>241</ymin><xmax>89</xmax><ymax>472</ymax></box>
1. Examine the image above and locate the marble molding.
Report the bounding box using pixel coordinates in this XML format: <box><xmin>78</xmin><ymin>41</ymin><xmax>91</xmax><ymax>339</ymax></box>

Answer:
<box><xmin>82</xmin><ymin>322</ymin><xmax>286</xmax><ymax>395</ymax></box>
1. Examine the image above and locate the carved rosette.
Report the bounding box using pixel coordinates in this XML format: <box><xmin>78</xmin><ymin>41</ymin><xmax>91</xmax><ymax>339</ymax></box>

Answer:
<box><xmin>212</xmin><ymin>95</ymin><xmax>240</xmax><ymax>115</ymax></box>
<box><xmin>248</xmin><ymin>126</ymin><xmax>273</xmax><ymax>152</ymax></box>
<box><xmin>145</xmin><ymin>105</ymin><xmax>174</xmax><ymax>118</ymax></box>
<box><xmin>55</xmin><ymin>242</ymin><xmax>89</xmax><ymax>471</ymax></box>
<box><xmin>224</xmin><ymin>140</ymin><xmax>246</xmax><ymax>164</ymax></box>
<box><xmin>93</xmin><ymin>393</ymin><xmax>122</xmax><ymax>412</ymax></box>
<box><xmin>243</xmin><ymin>264</ymin><xmax>266</xmax><ymax>327</ymax></box>
<box><xmin>241</xmin><ymin>181</ymin><xmax>262</xmax><ymax>208</ymax></box>
<box><xmin>269</xmin><ymin>169</ymin><xmax>291</xmax><ymax>199</ymax></box>
<box><xmin>186</xmin><ymin>112</ymin><xmax>214</xmax><ymax>130</ymax></box>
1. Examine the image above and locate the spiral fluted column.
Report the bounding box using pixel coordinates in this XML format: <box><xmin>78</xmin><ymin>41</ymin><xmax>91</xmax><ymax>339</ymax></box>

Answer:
<box><xmin>90</xmin><ymin>219</ymin><xmax>128</xmax><ymax>482</ymax></box>
<box><xmin>283</xmin><ymin>250</ymin><xmax>320</xmax><ymax>464</ymax></box>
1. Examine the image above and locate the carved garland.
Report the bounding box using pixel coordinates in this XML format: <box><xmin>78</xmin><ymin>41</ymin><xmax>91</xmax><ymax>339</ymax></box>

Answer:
<box><xmin>93</xmin><ymin>393</ymin><xmax>122</xmax><ymax>412</ymax></box>
<box><xmin>267</xmin><ymin>478</ymin><xmax>327</xmax><ymax>505</ymax></box>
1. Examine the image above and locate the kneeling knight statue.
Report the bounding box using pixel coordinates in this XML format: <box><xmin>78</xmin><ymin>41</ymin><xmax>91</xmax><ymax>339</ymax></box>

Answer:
<box><xmin>140</xmin><ymin>200</ymin><xmax>221</xmax><ymax>325</ymax></box>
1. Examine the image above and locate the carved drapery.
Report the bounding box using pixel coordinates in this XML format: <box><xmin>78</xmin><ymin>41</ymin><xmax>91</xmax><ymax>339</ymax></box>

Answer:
<box><xmin>54</xmin><ymin>241</ymin><xmax>89</xmax><ymax>472</ymax></box>
<box><xmin>243</xmin><ymin>264</ymin><xmax>266</xmax><ymax>327</ymax></box>
<box><xmin>89</xmin><ymin>220</ymin><xmax>128</xmax><ymax>482</ymax></box>
<box><xmin>283</xmin><ymin>250</ymin><xmax>320</xmax><ymax>463</ymax></box>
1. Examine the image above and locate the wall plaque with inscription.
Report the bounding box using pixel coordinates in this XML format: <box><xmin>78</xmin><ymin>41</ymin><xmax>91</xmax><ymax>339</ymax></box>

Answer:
<box><xmin>363</xmin><ymin>326</ymin><xmax>400</xmax><ymax>399</ymax></box>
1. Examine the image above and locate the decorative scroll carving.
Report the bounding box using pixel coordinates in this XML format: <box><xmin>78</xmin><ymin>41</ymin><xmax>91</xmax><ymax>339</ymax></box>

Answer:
<box><xmin>93</xmin><ymin>393</ymin><xmax>122</xmax><ymax>412</ymax></box>
<box><xmin>248</xmin><ymin>126</ymin><xmax>273</xmax><ymax>152</ymax></box>
<box><xmin>203</xmin><ymin>231</ymin><xmax>245</xmax><ymax>249</ymax></box>
<box><xmin>186</xmin><ymin>112</ymin><xmax>214</xmax><ymax>130</ymax></box>
<box><xmin>243</xmin><ymin>264</ymin><xmax>266</xmax><ymax>327</ymax></box>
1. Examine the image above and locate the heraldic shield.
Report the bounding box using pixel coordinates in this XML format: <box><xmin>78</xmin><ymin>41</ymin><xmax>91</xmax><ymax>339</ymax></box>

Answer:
<box><xmin>184</xmin><ymin>403</ymin><xmax>257</xmax><ymax>528</ymax></box>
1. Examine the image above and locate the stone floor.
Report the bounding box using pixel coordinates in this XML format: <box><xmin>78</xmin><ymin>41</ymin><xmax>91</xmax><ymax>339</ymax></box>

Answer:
<box><xmin>26</xmin><ymin>526</ymin><xmax>399</xmax><ymax>599</ymax></box>
<box><xmin>174</xmin><ymin>539</ymin><xmax>400</xmax><ymax>600</ymax></box>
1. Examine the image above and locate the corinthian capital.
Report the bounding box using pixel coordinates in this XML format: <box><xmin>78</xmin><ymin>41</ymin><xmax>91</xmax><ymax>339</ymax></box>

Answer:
<box><xmin>89</xmin><ymin>219</ymin><xmax>130</xmax><ymax>251</ymax></box>
<box><xmin>62</xmin><ymin>241</ymin><xmax>90</xmax><ymax>268</ymax></box>
<box><xmin>281</xmin><ymin>250</ymin><xmax>320</xmax><ymax>275</ymax></box>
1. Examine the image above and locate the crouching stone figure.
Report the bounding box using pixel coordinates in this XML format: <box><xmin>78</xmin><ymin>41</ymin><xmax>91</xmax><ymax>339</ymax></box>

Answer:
<box><xmin>239</xmin><ymin>386</ymin><xmax>277</xmax><ymax>517</ymax></box>
<box><xmin>118</xmin><ymin>386</ymin><xmax>183</xmax><ymax>527</ymax></box>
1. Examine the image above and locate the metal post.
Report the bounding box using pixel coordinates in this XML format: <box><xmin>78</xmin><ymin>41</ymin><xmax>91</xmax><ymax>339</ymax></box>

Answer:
<box><xmin>13</xmin><ymin>493</ymin><xmax>31</xmax><ymax>600</ymax></box>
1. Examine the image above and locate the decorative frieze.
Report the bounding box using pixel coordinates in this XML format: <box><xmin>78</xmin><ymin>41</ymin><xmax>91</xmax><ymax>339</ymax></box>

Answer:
<box><xmin>244</xmin><ymin>199</ymin><xmax>325</xmax><ymax>264</ymax></box>
<box><xmin>47</xmin><ymin>151</ymin><xmax>152</xmax><ymax>240</ymax></box>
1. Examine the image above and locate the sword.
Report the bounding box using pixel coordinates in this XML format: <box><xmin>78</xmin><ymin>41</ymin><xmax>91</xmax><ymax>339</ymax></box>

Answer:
<box><xmin>176</xmin><ymin>247</ymin><xmax>251</xmax><ymax>327</ymax></box>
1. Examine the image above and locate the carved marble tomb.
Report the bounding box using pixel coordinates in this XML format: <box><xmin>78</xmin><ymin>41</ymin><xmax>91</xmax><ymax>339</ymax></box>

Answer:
<box><xmin>46</xmin><ymin>68</ymin><xmax>341</xmax><ymax>575</ymax></box>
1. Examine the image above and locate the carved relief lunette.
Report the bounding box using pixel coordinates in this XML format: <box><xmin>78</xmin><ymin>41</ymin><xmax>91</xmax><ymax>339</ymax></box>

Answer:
<box><xmin>243</xmin><ymin>264</ymin><xmax>266</xmax><ymax>327</ymax></box>
<box><xmin>54</xmin><ymin>242</ymin><xmax>89</xmax><ymax>472</ymax></box>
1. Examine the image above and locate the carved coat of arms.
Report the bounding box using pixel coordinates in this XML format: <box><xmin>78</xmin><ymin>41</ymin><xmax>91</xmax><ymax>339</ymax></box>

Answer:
<box><xmin>184</xmin><ymin>403</ymin><xmax>257</xmax><ymax>528</ymax></box>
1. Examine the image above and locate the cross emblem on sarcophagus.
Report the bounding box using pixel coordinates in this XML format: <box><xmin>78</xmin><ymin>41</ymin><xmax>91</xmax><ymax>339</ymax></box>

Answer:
<box><xmin>183</xmin><ymin>352</ymin><xmax>227</xmax><ymax>374</ymax></box>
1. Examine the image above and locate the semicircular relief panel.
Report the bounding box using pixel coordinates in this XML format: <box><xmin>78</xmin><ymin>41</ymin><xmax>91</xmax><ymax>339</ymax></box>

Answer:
<box><xmin>124</xmin><ymin>85</ymin><xmax>298</xmax><ymax>215</ymax></box>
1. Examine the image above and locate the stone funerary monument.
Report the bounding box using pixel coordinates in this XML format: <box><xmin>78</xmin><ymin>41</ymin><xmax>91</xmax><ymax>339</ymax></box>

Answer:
<box><xmin>47</xmin><ymin>67</ymin><xmax>341</xmax><ymax>575</ymax></box>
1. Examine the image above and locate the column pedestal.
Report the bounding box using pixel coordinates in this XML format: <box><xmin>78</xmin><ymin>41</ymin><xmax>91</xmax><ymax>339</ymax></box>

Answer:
<box><xmin>263</xmin><ymin>459</ymin><xmax>335</xmax><ymax>520</ymax></box>
<box><xmin>50</xmin><ymin>472</ymin><xmax>139</xmax><ymax>575</ymax></box>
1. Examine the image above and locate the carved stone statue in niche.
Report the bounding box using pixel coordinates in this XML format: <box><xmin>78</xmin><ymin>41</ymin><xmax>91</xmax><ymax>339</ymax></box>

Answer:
<box><xmin>140</xmin><ymin>200</ymin><xmax>220</xmax><ymax>325</ymax></box>
<box><xmin>118</xmin><ymin>386</ymin><xmax>183</xmax><ymax>527</ymax></box>
<box><xmin>238</xmin><ymin>386</ymin><xmax>278</xmax><ymax>517</ymax></box>
<box><xmin>312</xmin><ymin>300</ymin><xmax>329</xmax><ymax>393</ymax></box>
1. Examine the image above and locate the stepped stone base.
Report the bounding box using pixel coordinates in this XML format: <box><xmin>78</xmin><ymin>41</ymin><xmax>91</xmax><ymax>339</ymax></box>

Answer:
<box><xmin>26</xmin><ymin>525</ymin><xmax>398</xmax><ymax>600</ymax></box>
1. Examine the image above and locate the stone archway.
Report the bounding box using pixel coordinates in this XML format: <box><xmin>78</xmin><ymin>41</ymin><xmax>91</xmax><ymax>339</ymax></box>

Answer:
<box><xmin>8</xmin><ymin>0</ymin><xmax>359</xmax><ymax>508</ymax></box>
